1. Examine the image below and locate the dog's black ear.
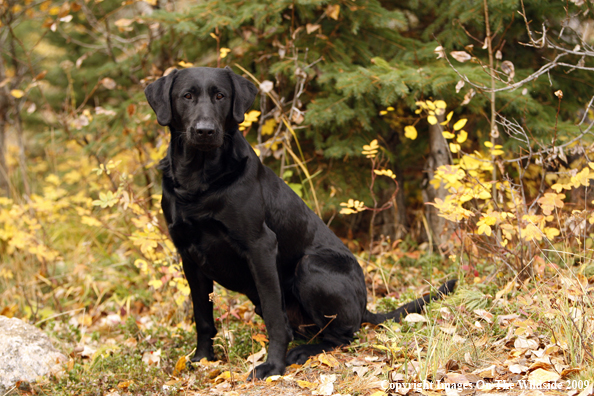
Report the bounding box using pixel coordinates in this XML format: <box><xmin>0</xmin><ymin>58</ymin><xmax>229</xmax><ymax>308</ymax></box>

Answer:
<box><xmin>145</xmin><ymin>69</ymin><xmax>179</xmax><ymax>126</ymax></box>
<box><xmin>225</xmin><ymin>66</ymin><xmax>258</xmax><ymax>124</ymax></box>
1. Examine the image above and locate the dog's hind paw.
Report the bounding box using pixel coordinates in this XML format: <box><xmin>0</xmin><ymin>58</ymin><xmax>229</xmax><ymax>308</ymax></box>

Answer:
<box><xmin>247</xmin><ymin>361</ymin><xmax>285</xmax><ymax>380</ymax></box>
<box><xmin>286</xmin><ymin>343</ymin><xmax>331</xmax><ymax>365</ymax></box>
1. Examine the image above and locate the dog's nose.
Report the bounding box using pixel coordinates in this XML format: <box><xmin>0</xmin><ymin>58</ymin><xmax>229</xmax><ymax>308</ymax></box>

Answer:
<box><xmin>195</xmin><ymin>121</ymin><xmax>215</xmax><ymax>136</ymax></box>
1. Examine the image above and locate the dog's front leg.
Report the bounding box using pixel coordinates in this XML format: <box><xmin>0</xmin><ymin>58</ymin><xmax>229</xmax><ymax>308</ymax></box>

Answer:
<box><xmin>246</xmin><ymin>225</ymin><xmax>292</xmax><ymax>380</ymax></box>
<box><xmin>181</xmin><ymin>252</ymin><xmax>217</xmax><ymax>362</ymax></box>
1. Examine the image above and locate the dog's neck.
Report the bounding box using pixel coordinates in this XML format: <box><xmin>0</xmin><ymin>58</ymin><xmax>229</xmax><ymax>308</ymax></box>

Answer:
<box><xmin>162</xmin><ymin>127</ymin><xmax>248</xmax><ymax>198</ymax></box>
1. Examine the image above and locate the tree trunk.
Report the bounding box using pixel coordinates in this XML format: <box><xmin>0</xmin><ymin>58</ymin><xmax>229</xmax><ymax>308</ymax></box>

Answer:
<box><xmin>378</xmin><ymin>162</ymin><xmax>407</xmax><ymax>240</ymax></box>
<box><xmin>422</xmin><ymin>112</ymin><xmax>451</xmax><ymax>251</ymax></box>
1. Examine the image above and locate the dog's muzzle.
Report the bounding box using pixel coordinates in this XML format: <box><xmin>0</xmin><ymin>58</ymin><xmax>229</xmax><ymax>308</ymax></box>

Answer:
<box><xmin>187</xmin><ymin>121</ymin><xmax>222</xmax><ymax>150</ymax></box>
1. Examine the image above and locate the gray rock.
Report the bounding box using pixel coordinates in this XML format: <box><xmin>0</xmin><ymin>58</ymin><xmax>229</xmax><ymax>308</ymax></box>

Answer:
<box><xmin>0</xmin><ymin>315</ymin><xmax>67</xmax><ymax>393</ymax></box>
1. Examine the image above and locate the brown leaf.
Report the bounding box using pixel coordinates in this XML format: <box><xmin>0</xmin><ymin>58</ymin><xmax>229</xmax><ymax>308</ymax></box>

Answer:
<box><xmin>58</xmin><ymin>2</ymin><xmax>70</xmax><ymax>18</ymax></box>
<box><xmin>326</xmin><ymin>4</ymin><xmax>340</xmax><ymax>20</ymax></box>
<box><xmin>501</xmin><ymin>60</ymin><xmax>515</xmax><ymax>79</ymax></box>
<box><xmin>34</xmin><ymin>70</ymin><xmax>48</xmax><ymax>81</ymax></box>
<box><xmin>172</xmin><ymin>355</ymin><xmax>188</xmax><ymax>376</ymax></box>
<box><xmin>114</xmin><ymin>18</ymin><xmax>134</xmax><ymax>28</ymax></box>
<box><xmin>306</xmin><ymin>23</ymin><xmax>320</xmax><ymax>34</ymax></box>
<box><xmin>450</xmin><ymin>51</ymin><xmax>472</xmax><ymax>62</ymax></box>
<box><xmin>444</xmin><ymin>373</ymin><xmax>470</xmax><ymax>384</ymax></box>
<box><xmin>101</xmin><ymin>77</ymin><xmax>116</xmax><ymax>90</ymax></box>
<box><xmin>127</xmin><ymin>104</ymin><xmax>136</xmax><ymax>116</ymax></box>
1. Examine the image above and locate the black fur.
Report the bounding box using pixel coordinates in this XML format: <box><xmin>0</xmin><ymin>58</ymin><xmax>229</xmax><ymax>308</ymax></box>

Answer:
<box><xmin>144</xmin><ymin>67</ymin><xmax>456</xmax><ymax>380</ymax></box>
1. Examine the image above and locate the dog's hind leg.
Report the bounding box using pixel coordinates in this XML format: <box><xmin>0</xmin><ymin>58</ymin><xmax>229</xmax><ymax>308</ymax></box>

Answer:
<box><xmin>286</xmin><ymin>254</ymin><xmax>367</xmax><ymax>365</ymax></box>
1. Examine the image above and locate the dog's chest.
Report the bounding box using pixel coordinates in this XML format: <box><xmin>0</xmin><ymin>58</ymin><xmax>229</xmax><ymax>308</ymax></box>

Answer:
<box><xmin>166</xmin><ymin>201</ymin><xmax>255</xmax><ymax>291</ymax></box>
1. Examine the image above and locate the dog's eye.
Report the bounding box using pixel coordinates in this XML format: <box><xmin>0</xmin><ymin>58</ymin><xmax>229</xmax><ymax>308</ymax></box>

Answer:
<box><xmin>215</xmin><ymin>92</ymin><xmax>224</xmax><ymax>100</ymax></box>
<box><xmin>184</xmin><ymin>93</ymin><xmax>192</xmax><ymax>99</ymax></box>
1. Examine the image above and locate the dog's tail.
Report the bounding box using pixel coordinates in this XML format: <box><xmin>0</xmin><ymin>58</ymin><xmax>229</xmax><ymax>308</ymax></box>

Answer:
<box><xmin>362</xmin><ymin>279</ymin><xmax>457</xmax><ymax>325</ymax></box>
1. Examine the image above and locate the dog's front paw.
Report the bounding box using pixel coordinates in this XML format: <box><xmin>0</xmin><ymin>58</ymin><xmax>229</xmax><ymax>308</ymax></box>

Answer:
<box><xmin>190</xmin><ymin>349</ymin><xmax>215</xmax><ymax>363</ymax></box>
<box><xmin>247</xmin><ymin>361</ymin><xmax>285</xmax><ymax>380</ymax></box>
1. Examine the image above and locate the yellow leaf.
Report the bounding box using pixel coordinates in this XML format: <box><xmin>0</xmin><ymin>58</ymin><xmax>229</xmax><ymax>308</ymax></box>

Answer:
<box><xmin>379</xmin><ymin>110</ymin><xmax>388</xmax><ymax>115</ymax></box>
<box><xmin>453</xmin><ymin>118</ymin><xmax>467</xmax><ymax>131</ymax></box>
<box><xmin>10</xmin><ymin>89</ymin><xmax>24</xmax><ymax>98</ymax></box>
<box><xmin>149</xmin><ymin>279</ymin><xmax>163</xmax><ymax>289</ymax></box>
<box><xmin>442</xmin><ymin>131</ymin><xmax>455</xmax><ymax>139</ymax></box>
<box><xmin>544</xmin><ymin>227</ymin><xmax>560</xmax><ymax>240</ymax></box>
<box><xmin>219</xmin><ymin>48</ymin><xmax>231</xmax><ymax>58</ymax></box>
<box><xmin>296</xmin><ymin>380</ymin><xmax>317</xmax><ymax>390</ymax></box>
<box><xmin>266</xmin><ymin>375</ymin><xmax>283</xmax><ymax>382</ymax></box>
<box><xmin>537</xmin><ymin>192</ymin><xmax>565</xmax><ymax>215</ymax></box>
<box><xmin>214</xmin><ymin>371</ymin><xmax>231</xmax><ymax>384</ymax></box>
<box><xmin>326</xmin><ymin>4</ymin><xmax>340</xmax><ymax>20</ymax></box>
<box><xmin>427</xmin><ymin>115</ymin><xmax>437</xmax><ymax>125</ymax></box>
<box><xmin>81</xmin><ymin>216</ymin><xmax>102</xmax><ymax>227</ymax></box>
<box><xmin>571</xmin><ymin>167</ymin><xmax>591</xmax><ymax>188</ymax></box>
<box><xmin>521</xmin><ymin>223</ymin><xmax>542</xmax><ymax>242</ymax></box>
<box><xmin>484</xmin><ymin>141</ymin><xmax>493</xmax><ymax>147</ymax></box>
<box><xmin>173</xmin><ymin>355</ymin><xmax>188</xmax><ymax>376</ymax></box>
<box><xmin>317</xmin><ymin>354</ymin><xmax>339</xmax><ymax>368</ymax></box>
<box><xmin>477</xmin><ymin>223</ymin><xmax>492</xmax><ymax>236</ymax></box>
<box><xmin>434</xmin><ymin>100</ymin><xmax>447</xmax><ymax>109</ymax></box>
<box><xmin>178</xmin><ymin>61</ymin><xmax>193</xmax><ymax>68</ymax></box>
<box><xmin>440</xmin><ymin>111</ymin><xmax>454</xmax><ymax>125</ymax></box>
<box><xmin>404</xmin><ymin>125</ymin><xmax>417</xmax><ymax>140</ymax></box>
<box><xmin>449</xmin><ymin>143</ymin><xmax>460</xmax><ymax>153</ymax></box>
<box><xmin>457</xmin><ymin>130</ymin><xmax>468</xmax><ymax>143</ymax></box>
<box><xmin>261</xmin><ymin>118</ymin><xmax>277</xmax><ymax>136</ymax></box>
<box><xmin>528</xmin><ymin>368</ymin><xmax>560</xmax><ymax>386</ymax></box>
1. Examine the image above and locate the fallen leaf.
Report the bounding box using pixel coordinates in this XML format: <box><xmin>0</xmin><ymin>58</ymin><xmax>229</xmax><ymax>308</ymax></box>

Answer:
<box><xmin>172</xmin><ymin>355</ymin><xmax>188</xmax><ymax>376</ymax></box>
<box><xmin>528</xmin><ymin>368</ymin><xmax>560</xmax><ymax>386</ymax></box>
<box><xmin>141</xmin><ymin>349</ymin><xmax>161</xmax><ymax>367</ymax></box>
<box><xmin>297</xmin><ymin>380</ymin><xmax>318</xmax><ymax>389</ymax></box>
<box><xmin>404</xmin><ymin>313</ymin><xmax>427</xmax><ymax>323</ymax></box>
<box><xmin>444</xmin><ymin>373</ymin><xmax>470</xmax><ymax>384</ymax></box>
<box><xmin>312</xmin><ymin>374</ymin><xmax>336</xmax><ymax>395</ymax></box>
<box><xmin>473</xmin><ymin>309</ymin><xmax>493</xmax><ymax>323</ymax></box>
<box><xmin>472</xmin><ymin>365</ymin><xmax>497</xmax><ymax>379</ymax></box>
<box><xmin>352</xmin><ymin>366</ymin><xmax>369</xmax><ymax>377</ymax></box>
<box><xmin>515</xmin><ymin>337</ymin><xmax>539</xmax><ymax>350</ymax></box>
<box><xmin>317</xmin><ymin>353</ymin><xmax>339</xmax><ymax>368</ymax></box>
<box><xmin>577</xmin><ymin>382</ymin><xmax>593</xmax><ymax>396</ymax></box>
<box><xmin>509</xmin><ymin>363</ymin><xmax>528</xmax><ymax>373</ymax></box>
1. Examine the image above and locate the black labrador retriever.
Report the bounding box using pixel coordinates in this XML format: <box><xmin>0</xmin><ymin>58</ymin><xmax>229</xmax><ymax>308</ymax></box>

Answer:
<box><xmin>144</xmin><ymin>66</ymin><xmax>456</xmax><ymax>379</ymax></box>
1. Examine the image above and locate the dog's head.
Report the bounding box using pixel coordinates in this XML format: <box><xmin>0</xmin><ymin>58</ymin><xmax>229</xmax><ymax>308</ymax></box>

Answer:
<box><xmin>145</xmin><ymin>67</ymin><xmax>258</xmax><ymax>151</ymax></box>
